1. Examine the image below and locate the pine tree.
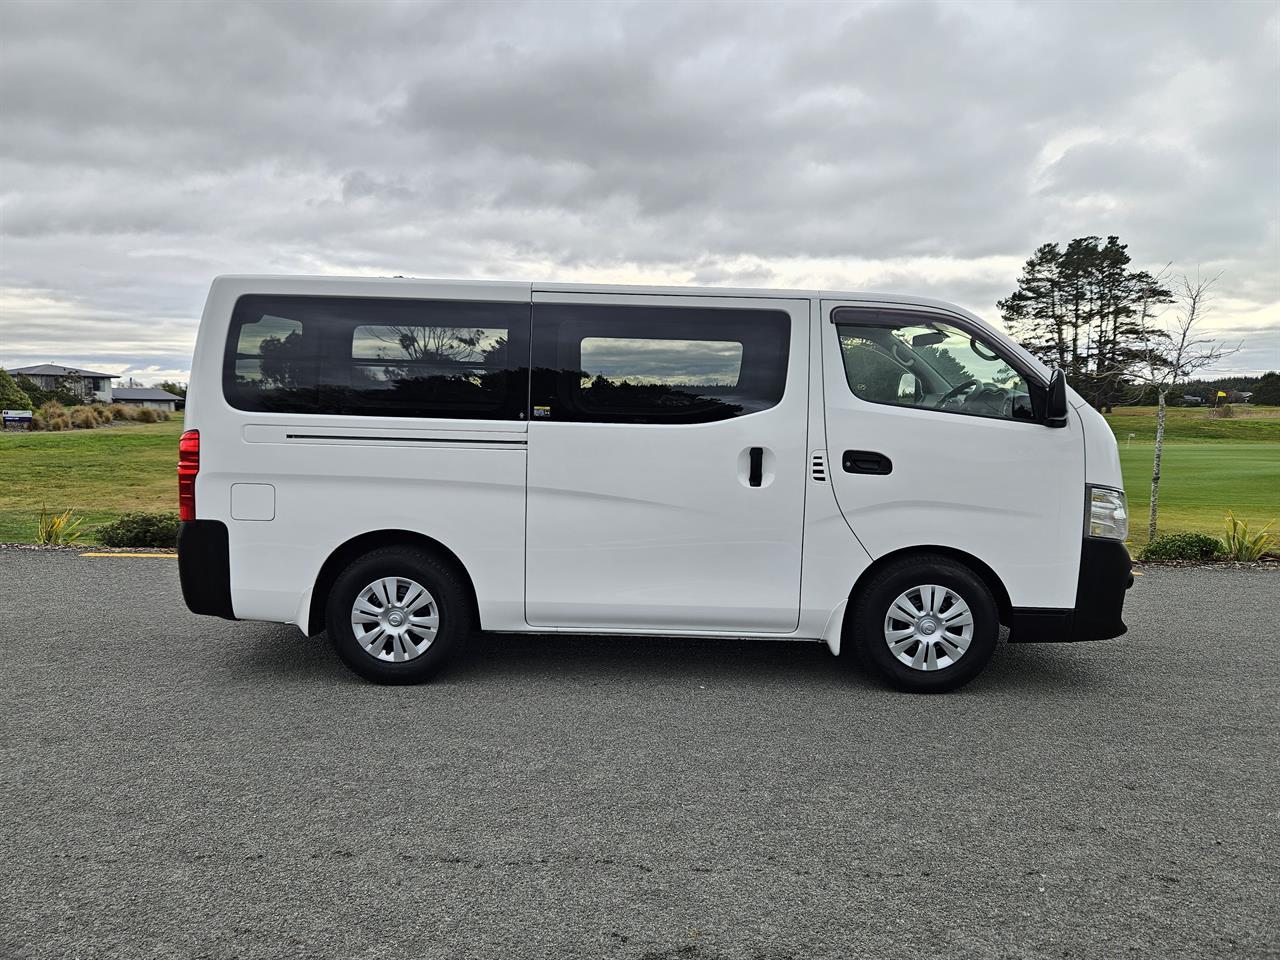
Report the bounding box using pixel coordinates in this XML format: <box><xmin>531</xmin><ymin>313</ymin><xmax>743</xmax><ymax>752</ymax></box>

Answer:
<box><xmin>998</xmin><ymin>236</ymin><xmax>1170</xmax><ymax>409</ymax></box>
<box><xmin>997</xmin><ymin>243</ymin><xmax>1066</xmax><ymax>369</ymax></box>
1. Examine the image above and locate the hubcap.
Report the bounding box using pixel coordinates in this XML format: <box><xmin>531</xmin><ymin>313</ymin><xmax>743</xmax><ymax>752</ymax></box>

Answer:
<box><xmin>883</xmin><ymin>584</ymin><xmax>974</xmax><ymax>671</ymax></box>
<box><xmin>350</xmin><ymin>576</ymin><xmax>439</xmax><ymax>663</ymax></box>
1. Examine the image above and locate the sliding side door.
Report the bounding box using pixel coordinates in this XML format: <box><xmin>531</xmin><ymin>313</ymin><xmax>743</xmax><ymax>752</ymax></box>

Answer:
<box><xmin>524</xmin><ymin>292</ymin><xmax>809</xmax><ymax>633</ymax></box>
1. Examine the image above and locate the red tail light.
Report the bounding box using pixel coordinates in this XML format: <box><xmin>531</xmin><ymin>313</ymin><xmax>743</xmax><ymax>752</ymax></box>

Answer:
<box><xmin>178</xmin><ymin>429</ymin><xmax>199</xmax><ymax>521</ymax></box>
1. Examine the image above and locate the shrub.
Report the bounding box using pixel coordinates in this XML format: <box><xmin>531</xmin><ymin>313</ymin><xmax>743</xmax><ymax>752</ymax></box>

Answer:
<box><xmin>1210</xmin><ymin>404</ymin><xmax>1235</xmax><ymax>419</ymax></box>
<box><xmin>45</xmin><ymin>413</ymin><xmax>71</xmax><ymax>431</ymax></box>
<box><xmin>39</xmin><ymin>400</ymin><xmax>67</xmax><ymax>419</ymax></box>
<box><xmin>37</xmin><ymin>505</ymin><xmax>84</xmax><ymax>545</ymax></box>
<box><xmin>96</xmin><ymin>512</ymin><xmax>180</xmax><ymax>548</ymax></box>
<box><xmin>157</xmin><ymin>410</ymin><xmax>172</xmax><ymax>421</ymax></box>
<box><xmin>1139</xmin><ymin>532</ymin><xmax>1222</xmax><ymax>563</ymax></box>
<box><xmin>69</xmin><ymin>406</ymin><xmax>99</xmax><ymax>429</ymax></box>
<box><xmin>15</xmin><ymin>374</ymin><xmax>79</xmax><ymax>408</ymax></box>
<box><xmin>91</xmin><ymin>404</ymin><xmax>114</xmax><ymax>424</ymax></box>
<box><xmin>1220</xmin><ymin>512</ymin><xmax>1277</xmax><ymax>562</ymax></box>
<box><xmin>107</xmin><ymin>403</ymin><xmax>136</xmax><ymax>421</ymax></box>
<box><xmin>0</xmin><ymin>368</ymin><xmax>32</xmax><ymax>409</ymax></box>
<box><xmin>134</xmin><ymin>406</ymin><xmax>159</xmax><ymax>423</ymax></box>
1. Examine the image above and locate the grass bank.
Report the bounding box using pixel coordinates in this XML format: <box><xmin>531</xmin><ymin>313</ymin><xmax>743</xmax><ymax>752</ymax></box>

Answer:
<box><xmin>0</xmin><ymin>418</ymin><xmax>184</xmax><ymax>542</ymax></box>
<box><xmin>1104</xmin><ymin>404</ymin><xmax>1280</xmax><ymax>444</ymax></box>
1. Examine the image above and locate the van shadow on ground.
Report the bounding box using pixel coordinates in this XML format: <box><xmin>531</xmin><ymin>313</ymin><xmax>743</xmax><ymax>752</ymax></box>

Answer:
<box><xmin>221</xmin><ymin>620</ymin><xmax>1113</xmax><ymax>695</ymax></box>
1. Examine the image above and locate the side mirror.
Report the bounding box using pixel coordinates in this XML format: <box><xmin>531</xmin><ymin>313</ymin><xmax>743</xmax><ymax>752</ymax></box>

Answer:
<box><xmin>1046</xmin><ymin>368</ymin><xmax>1069</xmax><ymax>428</ymax></box>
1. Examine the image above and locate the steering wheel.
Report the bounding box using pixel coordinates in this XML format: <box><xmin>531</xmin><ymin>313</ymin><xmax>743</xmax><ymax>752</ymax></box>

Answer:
<box><xmin>935</xmin><ymin>378</ymin><xmax>979</xmax><ymax>408</ymax></box>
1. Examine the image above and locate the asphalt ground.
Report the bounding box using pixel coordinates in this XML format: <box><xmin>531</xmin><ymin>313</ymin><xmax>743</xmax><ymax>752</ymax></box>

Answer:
<box><xmin>1</xmin><ymin>550</ymin><xmax>1277</xmax><ymax>960</ymax></box>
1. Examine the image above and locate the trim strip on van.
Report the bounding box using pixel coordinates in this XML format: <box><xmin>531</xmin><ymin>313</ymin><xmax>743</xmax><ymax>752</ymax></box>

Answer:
<box><xmin>284</xmin><ymin>433</ymin><xmax>527</xmax><ymax>445</ymax></box>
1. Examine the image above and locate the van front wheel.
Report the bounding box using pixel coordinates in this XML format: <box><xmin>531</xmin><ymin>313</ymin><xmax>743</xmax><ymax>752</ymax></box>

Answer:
<box><xmin>852</xmin><ymin>555</ymin><xmax>999</xmax><ymax>693</ymax></box>
<box><xmin>326</xmin><ymin>547</ymin><xmax>472</xmax><ymax>684</ymax></box>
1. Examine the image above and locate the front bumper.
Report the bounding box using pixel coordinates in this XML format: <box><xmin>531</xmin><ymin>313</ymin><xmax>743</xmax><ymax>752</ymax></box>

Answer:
<box><xmin>1008</xmin><ymin>538</ymin><xmax>1132</xmax><ymax>643</ymax></box>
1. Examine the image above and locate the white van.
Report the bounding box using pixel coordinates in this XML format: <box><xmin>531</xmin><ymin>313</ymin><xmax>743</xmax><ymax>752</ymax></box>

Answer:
<box><xmin>178</xmin><ymin>276</ymin><xmax>1132</xmax><ymax>692</ymax></box>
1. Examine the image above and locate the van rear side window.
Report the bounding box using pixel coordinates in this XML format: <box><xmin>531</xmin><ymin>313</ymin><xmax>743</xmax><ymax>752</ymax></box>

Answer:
<box><xmin>531</xmin><ymin>303</ymin><xmax>789</xmax><ymax>424</ymax></box>
<box><xmin>223</xmin><ymin>295</ymin><xmax>530</xmax><ymax>420</ymax></box>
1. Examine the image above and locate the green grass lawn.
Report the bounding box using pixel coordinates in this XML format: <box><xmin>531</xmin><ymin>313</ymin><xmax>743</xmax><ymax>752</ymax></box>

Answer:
<box><xmin>1117</xmin><ymin>443</ymin><xmax>1279</xmax><ymax>544</ymax></box>
<box><xmin>0</xmin><ymin>418</ymin><xmax>184</xmax><ymax>543</ymax></box>
<box><xmin>1106</xmin><ymin>406</ymin><xmax>1279</xmax><ymax>547</ymax></box>
<box><xmin>0</xmin><ymin>406</ymin><xmax>1275</xmax><ymax>547</ymax></box>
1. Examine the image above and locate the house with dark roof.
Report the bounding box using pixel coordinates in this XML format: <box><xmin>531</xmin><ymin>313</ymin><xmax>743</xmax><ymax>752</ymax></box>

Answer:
<box><xmin>112</xmin><ymin>387</ymin><xmax>183</xmax><ymax>412</ymax></box>
<box><xmin>11</xmin><ymin>363</ymin><xmax>119</xmax><ymax>403</ymax></box>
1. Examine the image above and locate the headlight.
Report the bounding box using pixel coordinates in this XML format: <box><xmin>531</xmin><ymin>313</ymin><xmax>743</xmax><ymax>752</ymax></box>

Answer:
<box><xmin>1088</xmin><ymin>486</ymin><xmax>1128</xmax><ymax>540</ymax></box>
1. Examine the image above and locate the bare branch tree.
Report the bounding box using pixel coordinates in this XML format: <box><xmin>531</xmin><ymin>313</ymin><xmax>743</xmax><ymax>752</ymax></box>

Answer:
<box><xmin>1130</xmin><ymin>271</ymin><xmax>1239</xmax><ymax>542</ymax></box>
<box><xmin>370</xmin><ymin>325</ymin><xmax>487</xmax><ymax>363</ymax></box>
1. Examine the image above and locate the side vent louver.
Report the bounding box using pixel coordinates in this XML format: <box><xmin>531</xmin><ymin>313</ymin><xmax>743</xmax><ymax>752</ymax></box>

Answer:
<box><xmin>811</xmin><ymin>451</ymin><xmax>828</xmax><ymax>482</ymax></box>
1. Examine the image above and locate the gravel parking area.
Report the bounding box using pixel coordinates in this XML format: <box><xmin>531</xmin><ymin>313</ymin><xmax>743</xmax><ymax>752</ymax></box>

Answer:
<box><xmin>1</xmin><ymin>552</ymin><xmax>1276</xmax><ymax>959</ymax></box>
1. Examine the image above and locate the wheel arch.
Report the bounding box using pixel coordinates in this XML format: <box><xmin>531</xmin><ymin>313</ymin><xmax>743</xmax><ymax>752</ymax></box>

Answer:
<box><xmin>304</xmin><ymin>529</ymin><xmax>480</xmax><ymax>636</ymax></box>
<box><xmin>840</xmin><ymin>545</ymin><xmax>1013</xmax><ymax>650</ymax></box>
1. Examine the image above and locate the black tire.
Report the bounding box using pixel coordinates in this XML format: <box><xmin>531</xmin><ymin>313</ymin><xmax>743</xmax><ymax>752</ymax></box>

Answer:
<box><xmin>325</xmin><ymin>546</ymin><xmax>472</xmax><ymax>684</ymax></box>
<box><xmin>851</xmin><ymin>554</ymin><xmax>999</xmax><ymax>693</ymax></box>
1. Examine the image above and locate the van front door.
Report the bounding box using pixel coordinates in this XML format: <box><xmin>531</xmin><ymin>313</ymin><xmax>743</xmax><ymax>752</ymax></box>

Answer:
<box><xmin>820</xmin><ymin>301</ymin><xmax>1083</xmax><ymax>611</ymax></box>
<box><xmin>524</xmin><ymin>292</ymin><xmax>809</xmax><ymax>633</ymax></box>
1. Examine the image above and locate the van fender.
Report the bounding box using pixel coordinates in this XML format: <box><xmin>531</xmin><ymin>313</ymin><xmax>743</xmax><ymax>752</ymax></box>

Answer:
<box><xmin>298</xmin><ymin>529</ymin><xmax>483</xmax><ymax>639</ymax></box>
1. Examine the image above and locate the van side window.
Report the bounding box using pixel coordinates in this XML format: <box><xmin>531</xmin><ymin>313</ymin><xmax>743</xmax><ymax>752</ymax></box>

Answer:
<box><xmin>223</xmin><ymin>295</ymin><xmax>529</xmax><ymax>419</ymax></box>
<box><xmin>232</xmin><ymin>314</ymin><xmax>310</xmax><ymax>402</ymax></box>
<box><xmin>833</xmin><ymin>310</ymin><xmax>1035</xmax><ymax>422</ymax></box>
<box><xmin>531</xmin><ymin>304</ymin><xmax>789</xmax><ymax>423</ymax></box>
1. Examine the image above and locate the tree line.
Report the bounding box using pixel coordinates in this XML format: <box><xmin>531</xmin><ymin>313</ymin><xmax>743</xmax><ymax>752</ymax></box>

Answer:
<box><xmin>1120</xmin><ymin>372</ymin><xmax>1279</xmax><ymax>406</ymax></box>
<box><xmin>1177</xmin><ymin>372</ymin><xmax>1279</xmax><ymax>406</ymax></box>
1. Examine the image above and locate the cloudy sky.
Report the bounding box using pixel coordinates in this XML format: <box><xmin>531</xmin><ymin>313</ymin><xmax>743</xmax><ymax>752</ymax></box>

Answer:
<box><xmin>1</xmin><ymin>0</ymin><xmax>1277</xmax><ymax>384</ymax></box>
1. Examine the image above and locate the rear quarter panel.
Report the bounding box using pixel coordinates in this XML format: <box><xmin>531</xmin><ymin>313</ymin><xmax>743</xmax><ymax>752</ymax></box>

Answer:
<box><xmin>186</xmin><ymin>276</ymin><xmax>531</xmax><ymax>631</ymax></box>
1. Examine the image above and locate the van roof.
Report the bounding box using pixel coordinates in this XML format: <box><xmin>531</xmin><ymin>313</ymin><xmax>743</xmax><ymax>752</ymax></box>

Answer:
<box><xmin>211</xmin><ymin>274</ymin><xmax>979</xmax><ymax>314</ymax></box>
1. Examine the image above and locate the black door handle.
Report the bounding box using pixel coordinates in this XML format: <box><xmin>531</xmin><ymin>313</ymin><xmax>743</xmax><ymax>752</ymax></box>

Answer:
<box><xmin>748</xmin><ymin>447</ymin><xmax>763</xmax><ymax>487</ymax></box>
<box><xmin>843</xmin><ymin>450</ymin><xmax>892</xmax><ymax>475</ymax></box>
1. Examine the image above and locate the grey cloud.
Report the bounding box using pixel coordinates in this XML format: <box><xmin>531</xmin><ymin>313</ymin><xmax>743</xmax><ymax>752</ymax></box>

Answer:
<box><xmin>1039</xmin><ymin>140</ymin><xmax>1195</xmax><ymax>198</ymax></box>
<box><xmin>341</xmin><ymin>171</ymin><xmax>419</xmax><ymax>204</ymax></box>
<box><xmin>1</xmin><ymin>0</ymin><xmax>1276</xmax><ymax>379</ymax></box>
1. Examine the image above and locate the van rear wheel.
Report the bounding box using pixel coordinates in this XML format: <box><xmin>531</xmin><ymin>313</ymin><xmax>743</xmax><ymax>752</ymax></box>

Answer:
<box><xmin>326</xmin><ymin>547</ymin><xmax>472</xmax><ymax>684</ymax></box>
<box><xmin>852</xmin><ymin>555</ymin><xmax>998</xmax><ymax>693</ymax></box>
